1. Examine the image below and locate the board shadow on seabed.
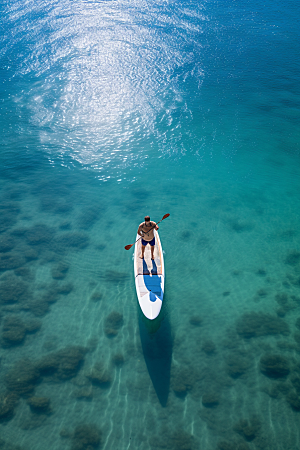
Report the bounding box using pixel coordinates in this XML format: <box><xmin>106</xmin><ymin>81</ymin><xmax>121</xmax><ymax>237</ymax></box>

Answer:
<box><xmin>138</xmin><ymin>302</ymin><xmax>173</xmax><ymax>407</ymax></box>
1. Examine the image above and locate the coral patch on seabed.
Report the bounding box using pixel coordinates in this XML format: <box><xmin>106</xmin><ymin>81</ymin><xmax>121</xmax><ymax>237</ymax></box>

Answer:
<box><xmin>0</xmin><ymin>275</ymin><xmax>30</xmax><ymax>304</ymax></box>
<box><xmin>0</xmin><ymin>392</ymin><xmax>19</xmax><ymax>422</ymax></box>
<box><xmin>25</xmin><ymin>224</ymin><xmax>56</xmax><ymax>246</ymax></box>
<box><xmin>90</xmin><ymin>291</ymin><xmax>103</xmax><ymax>302</ymax></box>
<box><xmin>225</xmin><ymin>353</ymin><xmax>251</xmax><ymax>378</ymax></box>
<box><xmin>36</xmin><ymin>346</ymin><xmax>87</xmax><ymax>380</ymax></box>
<box><xmin>85</xmin><ymin>362</ymin><xmax>112</xmax><ymax>388</ymax></box>
<box><xmin>77</xmin><ymin>205</ymin><xmax>100</xmax><ymax>229</ymax></box>
<box><xmin>27</xmin><ymin>396</ymin><xmax>52</xmax><ymax>414</ymax></box>
<box><xmin>26</xmin><ymin>298</ymin><xmax>50</xmax><ymax>317</ymax></box>
<box><xmin>0</xmin><ymin>202</ymin><xmax>20</xmax><ymax>233</ymax></box>
<box><xmin>55</xmin><ymin>232</ymin><xmax>90</xmax><ymax>251</ymax></box>
<box><xmin>0</xmin><ymin>252</ymin><xmax>26</xmax><ymax>271</ymax></box>
<box><xmin>236</xmin><ymin>312</ymin><xmax>290</xmax><ymax>338</ymax></box>
<box><xmin>64</xmin><ymin>424</ymin><xmax>102</xmax><ymax>450</ymax></box>
<box><xmin>104</xmin><ymin>311</ymin><xmax>124</xmax><ymax>337</ymax></box>
<box><xmin>1</xmin><ymin>316</ymin><xmax>41</xmax><ymax>347</ymax></box>
<box><xmin>0</xmin><ymin>235</ymin><xmax>15</xmax><ymax>252</ymax></box>
<box><xmin>51</xmin><ymin>261</ymin><xmax>70</xmax><ymax>280</ymax></box>
<box><xmin>201</xmin><ymin>340</ymin><xmax>216</xmax><ymax>355</ymax></box>
<box><xmin>5</xmin><ymin>359</ymin><xmax>41</xmax><ymax>396</ymax></box>
<box><xmin>233</xmin><ymin>416</ymin><xmax>261</xmax><ymax>442</ymax></box>
<box><xmin>72</xmin><ymin>387</ymin><xmax>93</xmax><ymax>400</ymax></box>
<box><xmin>202</xmin><ymin>392</ymin><xmax>220</xmax><ymax>408</ymax></box>
<box><xmin>111</xmin><ymin>353</ymin><xmax>125</xmax><ymax>366</ymax></box>
<box><xmin>171</xmin><ymin>367</ymin><xmax>194</xmax><ymax>398</ymax></box>
<box><xmin>285</xmin><ymin>250</ymin><xmax>300</xmax><ymax>266</ymax></box>
<box><xmin>189</xmin><ymin>315</ymin><xmax>203</xmax><ymax>326</ymax></box>
<box><xmin>286</xmin><ymin>391</ymin><xmax>300</xmax><ymax>411</ymax></box>
<box><xmin>260</xmin><ymin>354</ymin><xmax>290</xmax><ymax>378</ymax></box>
<box><xmin>1</xmin><ymin>316</ymin><xmax>26</xmax><ymax>346</ymax></box>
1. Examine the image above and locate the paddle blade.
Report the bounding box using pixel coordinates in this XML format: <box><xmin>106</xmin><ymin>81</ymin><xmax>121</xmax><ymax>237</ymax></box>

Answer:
<box><xmin>124</xmin><ymin>244</ymin><xmax>133</xmax><ymax>250</ymax></box>
<box><xmin>162</xmin><ymin>213</ymin><xmax>170</xmax><ymax>220</ymax></box>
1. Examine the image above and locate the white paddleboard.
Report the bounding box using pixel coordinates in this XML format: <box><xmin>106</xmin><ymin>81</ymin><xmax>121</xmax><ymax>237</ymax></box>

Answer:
<box><xmin>134</xmin><ymin>229</ymin><xmax>165</xmax><ymax>320</ymax></box>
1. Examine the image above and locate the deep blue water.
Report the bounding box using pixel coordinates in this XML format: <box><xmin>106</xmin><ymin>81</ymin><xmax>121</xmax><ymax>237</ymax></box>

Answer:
<box><xmin>1</xmin><ymin>0</ymin><xmax>300</xmax><ymax>449</ymax></box>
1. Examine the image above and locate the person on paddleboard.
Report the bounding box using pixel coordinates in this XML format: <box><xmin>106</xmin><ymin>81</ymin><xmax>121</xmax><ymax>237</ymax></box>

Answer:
<box><xmin>138</xmin><ymin>216</ymin><xmax>159</xmax><ymax>260</ymax></box>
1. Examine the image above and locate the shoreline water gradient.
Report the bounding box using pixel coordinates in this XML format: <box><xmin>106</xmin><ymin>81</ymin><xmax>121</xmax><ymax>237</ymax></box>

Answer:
<box><xmin>1</xmin><ymin>0</ymin><xmax>300</xmax><ymax>449</ymax></box>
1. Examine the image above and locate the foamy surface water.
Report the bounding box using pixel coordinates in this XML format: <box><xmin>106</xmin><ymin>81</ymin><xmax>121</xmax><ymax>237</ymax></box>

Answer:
<box><xmin>1</xmin><ymin>0</ymin><xmax>300</xmax><ymax>449</ymax></box>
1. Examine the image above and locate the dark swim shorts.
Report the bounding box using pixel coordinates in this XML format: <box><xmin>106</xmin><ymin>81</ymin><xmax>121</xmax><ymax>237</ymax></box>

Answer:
<box><xmin>142</xmin><ymin>237</ymin><xmax>155</xmax><ymax>247</ymax></box>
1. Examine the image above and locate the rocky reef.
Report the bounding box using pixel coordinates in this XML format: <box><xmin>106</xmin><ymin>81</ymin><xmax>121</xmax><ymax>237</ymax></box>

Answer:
<box><xmin>27</xmin><ymin>396</ymin><xmax>52</xmax><ymax>414</ymax></box>
<box><xmin>202</xmin><ymin>391</ymin><xmax>220</xmax><ymax>408</ymax></box>
<box><xmin>233</xmin><ymin>416</ymin><xmax>261</xmax><ymax>442</ymax></box>
<box><xmin>62</xmin><ymin>424</ymin><xmax>102</xmax><ymax>450</ymax></box>
<box><xmin>104</xmin><ymin>311</ymin><xmax>124</xmax><ymax>337</ymax></box>
<box><xmin>236</xmin><ymin>312</ymin><xmax>290</xmax><ymax>338</ymax></box>
<box><xmin>5</xmin><ymin>359</ymin><xmax>41</xmax><ymax>396</ymax></box>
<box><xmin>1</xmin><ymin>315</ymin><xmax>41</xmax><ymax>346</ymax></box>
<box><xmin>260</xmin><ymin>354</ymin><xmax>290</xmax><ymax>378</ymax></box>
<box><xmin>37</xmin><ymin>345</ymin><xmax>87</xmax><ymax>380</ymax></box>
<box><xmin>85</xmin><ymin>362</ymin><xmax>112</xmax><ymax>388</ymax></box>
<box><xmin>0</xmin><ymin>392</ymin><xmax>19</xmax><ymax>422</ymax></box>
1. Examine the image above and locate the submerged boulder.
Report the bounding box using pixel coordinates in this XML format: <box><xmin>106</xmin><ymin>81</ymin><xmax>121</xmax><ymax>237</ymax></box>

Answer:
<box><xmin>25</xmin><ymin>224</ymin><xmax>55</xmax><ymax>246</ymax></box>
<box><xmin>0</xmin><ymin>235</ymin><xmax>15</xmax><ymax>253</ymax></box>
<box><xmin>1</xmin><ymin>316</ymin><xmax>41</xmax><ymax>347</ymax></box>
<box><xmin>189</xmin><ymin>315</ymin><xmax>202</xmax><ymax>326</ymax></box>
<box><xmin>0</xmin><ymin>252</ymin><xmax>26</xmax><ymax>271</ymax></box>
<box><xmin>285</xmin><ymin>250</ymin><xmax>300</xmax><ymax>266</ymax></box>
<box><xmin>233</xmin><ymin>416</ymin><xmax>261</xmax><ymax>442</ymax></box>
<box><xmin>36</xmin><ymin>346</ymin><xmax>87</xmax><ymax>380</ymax></box>
<box><xmin>201</xmin><ymin>340</ymin><xmax>216</xmax><ymax>355</ymax></box>
<box><xmin>86</xmin><ymin>362</ymin><xmax>112</xmax><ymax>388</ymax></box>
<box><xmin>286</xmin><ymin>391</ymin><xmax>300</xmax><ymax>411</ymax></box>
<box><xmin>5</xmin><ymin>359</ymin><xmax>41</xmax><ymax>396</ymax></box>
<box><xmin>104</xmin><ymin>311</ymin><xmax>123</xmax><ymax>337</ymax></box>
<box><xmin>236</xmin><ymin>312</ymin><xmax>290</xmax><ymax>338</ymax></box>
<box><xmin>71</xmin><ymin>424</ymin><xmax>102</xmax><ymax>450</ymax></box>
<box><xmin>225</xmin><ymin>354</ymin><xmax>251</xmax><ymax>378</ymax></box>
<box><xmin>202</xmin><ymin>392</ymin><xmax>220</xmax><ymax>408</ymax></box>
<box><xmin>51</xmin><ymin>261</ymin><xmax>69</xmax><ymax>280</ymax></box>
<box><xmin>0</xmin><ymin>392</ymin><xmax>19</xmax><ymax>422</ymax></box>
<box><xmin>27</xmin><ymin>396</ymin><xmax>51</xmax><ymax>413</ymax></box>
<box><xmin>27</xmin><ymin>298</ymin><xmax>50</xmax><ymax>317</ymax></box>
<box><xmin>0</xmin><ymin>275</ymin><xmax>30</xmax><ymax>304</ymax></box>
<box><xmin>111</xmin><ymin>353</ymin><xmax>125</xmax><ymax>366</ymax></box>
<box><xmin>260</xmin><ymin>354</ymin><xmax>290</xmax><ymax>378</ymax></box>
<box><xmin>172</xmin><ymin>367</ymin><xmax>194</xmax><ymax>398</ymax></box>
<box><xmin>1</xmin><ymin>316</ymin><xmax>26</xmax><ymax>346</ymax></box>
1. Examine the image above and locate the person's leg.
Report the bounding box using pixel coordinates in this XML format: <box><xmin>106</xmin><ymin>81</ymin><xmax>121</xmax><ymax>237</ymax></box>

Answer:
<box><xmin>150</xmin><ymin>244</ymin><xmax>155</xmax><ymax>260</ymax></box>
<box><xmin>140</xmin><ymin>244</ymin><xmax>146</xmax><ymax>259</ymax></box>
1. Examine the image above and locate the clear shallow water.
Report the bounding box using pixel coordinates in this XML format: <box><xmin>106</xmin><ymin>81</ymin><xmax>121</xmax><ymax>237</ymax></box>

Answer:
<box><xmin>1</xmin><ymin>0</ymin><xmax>300</xmax><ymax>449</ymax></box>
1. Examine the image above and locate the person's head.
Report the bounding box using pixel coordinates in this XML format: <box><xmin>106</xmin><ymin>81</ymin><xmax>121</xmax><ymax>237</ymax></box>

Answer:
<box><xmin>144</xmin><ymin>216</ymin><xmax>150</xmax><ymax>223</ymax></box>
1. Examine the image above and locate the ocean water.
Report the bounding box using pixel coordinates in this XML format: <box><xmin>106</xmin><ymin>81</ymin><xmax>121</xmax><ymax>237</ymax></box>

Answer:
<box><xmin>1</xmin><ymin>0</ymin><xmax>300</xmax><ymax>449</ymax></box>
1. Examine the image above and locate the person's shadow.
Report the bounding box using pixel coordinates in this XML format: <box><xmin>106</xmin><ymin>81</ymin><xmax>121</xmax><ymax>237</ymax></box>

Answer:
<box><xmin>142</xmin><ymin>259</ymin><xmax>158</xmax><ymax>275</ymax></box>
<box><xmin>138</xmin><ymin>302</ymin><xmax>172</xmax><ymax>407</ymax></box>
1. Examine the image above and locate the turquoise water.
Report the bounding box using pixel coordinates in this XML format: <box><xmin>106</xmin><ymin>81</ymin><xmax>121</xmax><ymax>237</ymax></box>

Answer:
<box><xmin>1</xmin><ymin>0</ymin><xmax>300</xmax><ymax>449</ymax></box>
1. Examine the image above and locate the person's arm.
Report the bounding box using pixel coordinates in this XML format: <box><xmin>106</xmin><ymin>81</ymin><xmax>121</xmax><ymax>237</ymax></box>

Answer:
<box><xmin>137</xmin><ymin>224</ymin><xmax>144</xmax><ymax>237</ymax></box>
<box><xmin>154</xmin><ymin>222</ymin><xmax>159</xmax><ymax>230</ymax></box>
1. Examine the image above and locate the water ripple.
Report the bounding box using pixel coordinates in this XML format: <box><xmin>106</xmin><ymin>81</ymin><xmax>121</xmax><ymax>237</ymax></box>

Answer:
<box><xmin>1</xmin><ymin>0</ymin><xmax>206</xmax><ymax>180</ymax></box>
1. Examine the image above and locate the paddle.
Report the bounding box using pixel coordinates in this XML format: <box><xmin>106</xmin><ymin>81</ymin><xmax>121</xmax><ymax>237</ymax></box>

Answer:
<box><xmin>124</xmin><ymin>213</ymin><xmax>170</xmax><ymax>250</ymax></box>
